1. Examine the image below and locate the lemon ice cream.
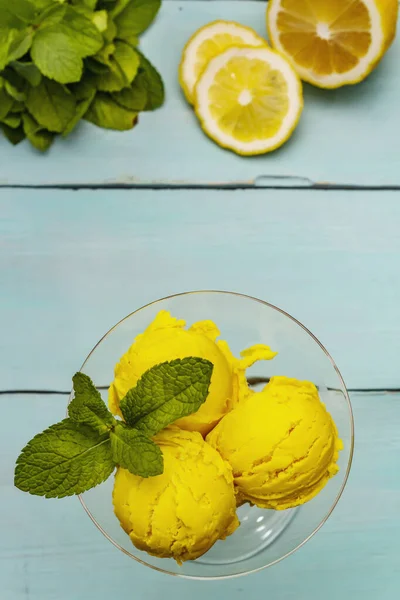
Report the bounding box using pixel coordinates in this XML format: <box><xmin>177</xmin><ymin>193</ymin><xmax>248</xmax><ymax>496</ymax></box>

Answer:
<box><xmin>113</xmin><ymin>427</ymin><xmax>239</xmax><ymax>563</ymax></box>
<box><xmin>207</xmin><ymin>376</ymin><xmax>343</xmax><ymax>510</ymax></box>
<box><xmin>109</xmin><ymin>310</ymin><xmax>276</xmax><ymax>435</ymax></box>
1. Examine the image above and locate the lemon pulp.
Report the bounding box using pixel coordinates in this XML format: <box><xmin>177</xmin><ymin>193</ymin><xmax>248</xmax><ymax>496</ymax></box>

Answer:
<box><xmin>208</xmin><ymin>55</ymin><xmax>290</xmax><ymax>143</ymax></box>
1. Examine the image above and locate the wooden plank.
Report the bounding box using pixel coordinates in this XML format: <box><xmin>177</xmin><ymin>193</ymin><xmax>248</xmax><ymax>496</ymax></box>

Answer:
<box><xmin>1</xmin><ymin>188</ymin><xmax>400</xmax><ymax>390</ymax></box>
<box><xmin>1</xmin><ymin>391</ymin><xmax>398</xmax><ymax>599</ymax></box>
<box><xmin>0</xmin><ymin>1</ymin><xmax>400</xmax><ymax>187</ymax></box>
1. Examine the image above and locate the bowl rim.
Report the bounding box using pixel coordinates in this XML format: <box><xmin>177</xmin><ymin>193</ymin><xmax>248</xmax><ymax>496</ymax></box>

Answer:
<box><xmin>76</xmin><ymin>289</ymin><xmax>355</xmax><ymax>580</ymax></box>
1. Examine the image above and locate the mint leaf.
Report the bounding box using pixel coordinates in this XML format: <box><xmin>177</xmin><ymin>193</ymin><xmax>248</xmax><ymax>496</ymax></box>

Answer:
<box><xmin>121</xmin><ymin>34</ymin><xmax>139</xmax><ymax>47</ymax></box>
<box><xmin>0</xmin><ymin>0</ymin><xmax>36</xmax><ymax>28</ymax></box>
<box><xmin>22</xmin><ymin>112</ymin><xmax>54</xmax><ymax>151</ymax></box>
<box><xmin>110</xmin><ymin>423</ymin><xmax>163</xmax><ymax>477</ymax></box>
<box><xmin>28</xmin><ymin>128</ymin><xmax>55</xmax><ymax>152</ymax></box>
<box><xmin>84</xmin><ymin>93</ymin><xmax>138</xmax><ymax>130</ymax></box>
<box><xmin>7</xmin><ymin>28</ymin><xmax>33</xmax><ymax>62</ymax></box>
<box><xmin>94</xmin><ymin>41</ymin><xmax>139</xmax><ymax>92</ymax></box>
<box><xmin>68</xmin><ymin>372</ymin><xmax>116</xmax><ymax>434</ymax></box>
<box><xmin>94</xmin><ymin>42</ymin><xmax>115</xmax><ymax>65</ymax></box>
<box><xmin>31</xmin><ymin>29</ymin><xmax>84</xmax><ymax>83</ymax></box>
<box><xmin>114</xmin><ymin>0</ymin><xmax>161</xmax><ymax>39</ymax></box>
<box><xmin>135</xmin><ymin>49</ymin><xmax>164</xmax><ymax>111</ymax></box>
<box><xmin>0</xmin><ymin>30</ymin><xmax>12</xmax><ymax>71</ymax></box>
<box><xmin>109</xmin><ymin>0</ymin><xmax>131</xmax><ymax>18</ymax></box>
<box><xmin>5</xmin><ymin>80</ymin><xmax>26</xmax><ymax>102</ymax></box>
<box><xmin>70</xmin><ymin>75</ymin><xmax>97</xmax><ymax>100</ymax></box>
<box><xmin>29</xmin><ymin>0</ymin><xmax>56</xmax><ymax>10</ymax></box>
<box><xmin>111</xmin><ymin>47</ymin><xmax>164</xmax><ymax>112</ymax></box>
<box><xmin>2</xmin><ymin>66</ymin><xmax>26</xmax><ymax>91</ymax></box>
<box><xmin>120</xmin><ymin>358</ymin><xmax>213</xmax><ymax>437</ymax></box>
<box><xmin>31</xmin><ymin>8</ymin><xmax>103</xmax><ymax>84</ymax></box>
<box><xmin>86</xmin><ymin>57</ymin><xmax>109</xmax><ymax>74</ymax></box>
<box><xmin>14</xmin><ymin>419</ymin><xmax>115</xmax><ymax>498</ymax></box>
<box><xmin>0</xmin><ymin>28</ymin><xmax>32</xmax><ymax>71</ymax></box>
<box><xmin>62</xmin><ymin>90</ymin><xmax>96</xmax><ymax>136</ymax></box>
<box><xmin>62</xmin><ymin>6</ymin><xmax>104</xmax><ymax>53</ymax></box>
<box><xmin>34</xmin><ymin>4</ymin><xmax>67</xmax><ymax>28</ymax></box>
<box><xmin>0</xmin><ymin>83</ymin><xmax>13</xmax><ymax>119</ymax></box>
<box><xmin>112</xmin><ymin>76</ymin><xmax>147</xmax><ymax>111</ymax></box>
<box><xmin>11</xmin><ymin>61</ymin><xmax>42</xmax><ymax>87</ymax></box>
<box><xmin>2</xmin><ymin>113</ymin><xmax>21</xmax><ymax>128</ymax></box>
<box><xmin>10</xmin><ymin>101</ymin><xmax>25</xmax><ymax>113</ymax></box>
<box><xmin>63</xmin><ymin>76</ymin><xmax>97</xmax><ymax>135</ymax></box>
<box><xmin>26</xmin><ymin>78</ymin><xmax>76</xmax><ymax>132</ymax></box>
<box><xmin>0</xmin><ymin>122</ymin><xmax>25</xmax><ymax>144</ymax></box>
<box><xmin>103</xmin><ymin>17</ymin><xmax>117</xmax><ymax>42</ymax></box>
<box><xmin>92</xmin><ymin>10</ymin><xmax>108</xmax><ymax>32</ymax></box>
<box><xmin>62</xmin><ymin>76</ymin><xmax>96</xmax><ymax>137</ymax></box>
<box><xmin>71</xmin><ymin>0</ymin><xmax>99</xmax><ymax>9</ymax></box>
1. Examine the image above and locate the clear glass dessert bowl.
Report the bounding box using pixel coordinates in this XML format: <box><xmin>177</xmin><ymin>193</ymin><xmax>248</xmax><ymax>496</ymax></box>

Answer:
<box><xmin>75</xmin><ymin>291</ymin><xmax>354</xmax><ymax>579</ymax></box>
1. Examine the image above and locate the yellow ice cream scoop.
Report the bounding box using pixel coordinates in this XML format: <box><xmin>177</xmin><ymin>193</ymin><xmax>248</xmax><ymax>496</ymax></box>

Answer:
<box><xmin>109</xmin><ymin>310</ymin><xmax>276</xmax><ymax>435</ymax></box>
<box><xmin>207</xmin><ymin>376</ymin><xmax>343</xmax><ymax>510</ymax></box>
<box><xmin>113</xmin><ymin>427</ymin><xmax>240</xmax><ymax>563</ymax></box>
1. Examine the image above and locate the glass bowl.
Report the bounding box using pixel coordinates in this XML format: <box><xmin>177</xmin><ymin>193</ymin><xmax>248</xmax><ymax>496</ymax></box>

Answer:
<box><xmin>76</xmin><ymin>291</ymin><xmax>354</xmax><ymax>579</ymax></box>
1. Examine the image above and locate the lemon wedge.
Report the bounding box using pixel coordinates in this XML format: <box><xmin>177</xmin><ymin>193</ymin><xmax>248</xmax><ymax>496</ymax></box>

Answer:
<box><xmin>179</xmin><ymin>20</ymin><xmax>266</xmax><ymax>104</ymax></box>
<box><xmin>194</xmin><ymin>46</ymin><xmax>303</xmax><ymax>156</ymax></box>
<box><xmin>267</xmin><ymin>0</ymin><xmax>398</xmax><ymax>88</ymax></box>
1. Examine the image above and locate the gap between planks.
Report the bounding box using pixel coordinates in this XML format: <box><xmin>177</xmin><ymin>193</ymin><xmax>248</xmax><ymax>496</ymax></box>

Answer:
<box><xmin>2</xmin><ymin>183</ymin><xmax>400</xmax><ymax>191</ymax></box>
<box><xmin>2</xmin><ymin>387</ymin><xmax>400</xmax><ymax>396</ymax></box>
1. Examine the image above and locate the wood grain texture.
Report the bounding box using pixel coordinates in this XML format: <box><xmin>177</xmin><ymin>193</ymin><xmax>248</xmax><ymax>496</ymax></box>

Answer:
<box><xmin>1</xmin><ymin>188</ymin><xmax>400</xmax><ymax>391</ymax></box>
<box><xmin>1</xmin><ymin>390</ymin><xmax>398</xmax><ymax>599</ymax></box>
<box><xmin>0</xmin><ymin>1</ymin><xmax>399</xmax><ymax>187</ymax></box>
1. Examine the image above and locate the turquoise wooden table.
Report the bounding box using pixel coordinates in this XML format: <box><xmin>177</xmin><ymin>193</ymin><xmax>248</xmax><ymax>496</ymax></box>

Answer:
<box><xmin>1</xmin><ymin>2</ymin><xmax>400</xmax><ymax>599</ymax></box>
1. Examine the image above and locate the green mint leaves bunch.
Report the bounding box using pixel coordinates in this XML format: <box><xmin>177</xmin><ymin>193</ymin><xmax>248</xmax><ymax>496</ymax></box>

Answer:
<box><xmin>14</xmin><ymin>357</ymin><xmax>213</xmax><ymax>498</ymax></box>
<box><xmin>0</xmin><ymin>0</ymin><xmax>164</xmax><ymax>151</ymax></box>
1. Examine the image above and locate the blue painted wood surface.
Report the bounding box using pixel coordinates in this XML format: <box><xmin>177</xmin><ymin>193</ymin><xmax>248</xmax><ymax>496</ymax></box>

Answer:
<box><xmin>2</xmin><ymin>390</ymin><xmax>399</xmax><ymax>599</ymax></box>
<box><xmin>0</xmin><ymin>1</ymin><xmax>400</xmax><ymax>186</ymax></box>
<box><xmin>2</xmin><ymin>188</ymin><xmax>400</xmax><ymax>391</ymax></box>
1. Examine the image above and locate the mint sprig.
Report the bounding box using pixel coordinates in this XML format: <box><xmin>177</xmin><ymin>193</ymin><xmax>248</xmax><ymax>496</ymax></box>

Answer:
<box><xmin>0</xmin><ymin>0</ymin><xmax>165</xmax><ymax>150</ymax></box>
<box><xmin>14</xmin><ymin>357</ymin><xmax>213</xmax><ymax>498</ymax></box>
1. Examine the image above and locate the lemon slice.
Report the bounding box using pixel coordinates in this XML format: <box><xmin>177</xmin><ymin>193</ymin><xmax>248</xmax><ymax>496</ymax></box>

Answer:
<box><xmin>194</xmin><ymin>46</ymin><xmax>303</xmax><ymax>156</ymax></box>
<box><xmin>267</xmin><ymin>0</ymin><xmax>398</xmax><ymax>88</ymax></box>
<box><xmin>179</xmin><ymin>20</ymin><xmax>266</xmax><ymax>104</ymax></box>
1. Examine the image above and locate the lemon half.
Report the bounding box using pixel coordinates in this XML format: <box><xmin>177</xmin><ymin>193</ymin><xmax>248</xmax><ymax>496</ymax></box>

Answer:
<box><xmin>194</xmin><ymin>45</ymin><xmax>303</xmax><ymax>156</ymax></box>
<box><xmin>179</xmin><ymin>20</ymin><xmax>266</xmax><ymax>104</ymax></box>
<box><xmin>267</xmin><ymin>0</ymin><xmax>398</xmax><ymax>88</ymax></box>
